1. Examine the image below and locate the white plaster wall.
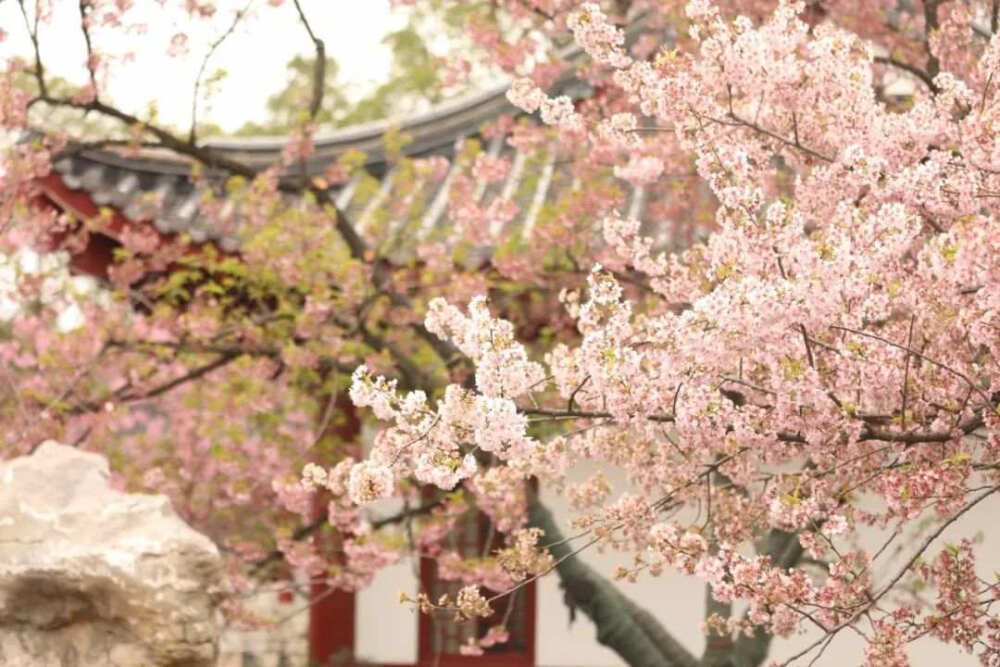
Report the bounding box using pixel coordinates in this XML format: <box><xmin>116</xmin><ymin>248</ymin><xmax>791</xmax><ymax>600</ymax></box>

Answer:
<box><xmin>356</xmin><ymin>557</ymin><xmax>421</xmax><ymax>664</ymax></box>
<box><xmin>356</xmin><ymin>494</ymin><xmax>421</xmax><ymax>663</ymax></box>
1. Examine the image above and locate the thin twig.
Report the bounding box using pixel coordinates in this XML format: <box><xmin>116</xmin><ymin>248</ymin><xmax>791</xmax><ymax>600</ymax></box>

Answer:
<box><xmin>800</xmin><ymin>324</ymin><xmax>815</xmax><ymax>369</ymax></box>
<box><xmin>190</xmin><ymin>0</ymin><xmax>254</xmax><ymax>143</ymax></box>
<box><xmin>17</xmin><ymin>0</ymin><xmax>46</xmax><ymax>96</ymax></box>
<box><xmin>250</xmin><ymin>495</ymin><xmax>445</xmax><ymax>575</ymax></box>
<box><xmin>778</xmin><ymin>485</ymin><xmax>1000</xmax><ymax>666</ymax></box>
<box><xmin>900</xmin><ymin>315</ymin><xmax>915</xmax><ymax>426</ymax></box>
<box><xmin>292</xmin><ymin>0</ymin><xmax>326</xmax><ymax>120</ymax></box>
<box><xmin>831</xmin><ymin>324</ymin><xmax>991</xmax><ymax>404</ymax></box>
<box><xmin>78</xmin><ymin>0</ymin><xmax>98</xmax><ymax>94</ymax></box>
<box><xmin>32</xmin><ymin>95</ymin><xmax>368</xmax><ymax>257</ymax></box>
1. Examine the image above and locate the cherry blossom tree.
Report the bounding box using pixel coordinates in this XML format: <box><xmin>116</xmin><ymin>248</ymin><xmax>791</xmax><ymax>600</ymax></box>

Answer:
<box><xmin>2</xmin><ymin>1</ymin><xmax>999</xmax><ymax>665</ymax></box>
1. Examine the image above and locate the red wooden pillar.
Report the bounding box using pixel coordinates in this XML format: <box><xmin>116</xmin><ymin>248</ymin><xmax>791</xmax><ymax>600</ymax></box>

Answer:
<box><xmin>310</xmin><ymin>394</ymin><xmax>360</xmax><ymax>665</ymax></box>
<box><xmin>309</xmin><ymin>572</ymin><xmax>356</xmax><ymax>665</ymax></box>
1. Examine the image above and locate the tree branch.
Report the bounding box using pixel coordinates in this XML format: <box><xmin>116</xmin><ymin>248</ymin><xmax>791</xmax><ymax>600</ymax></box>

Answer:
<box><xmin>36</xmin><ymin>95</ymin><xmax>369</xmax><ymax>258</ymax></box>
<box><xmin>831</xmin><ymin>324</ymin><xmax>992</xmax><ymax>404</ymax></box>
<box><xmin>250</xmin><ymin>495</ymin><xmax>445</xmax><ymax>576</ymax></box>
<box><xmin>292</xmin><ymin>0</ymin><xmax>326</xmax><ymax>121</ymax></box>
<box><xmin>523</xmin><ymin>401</ymin><xmax>989</xmax><ymax>448</ymax></box>
<box><xmin>922</xmin><ymin>0</ymin><xmax>948</xmax><ymax>81</ymax></box>
<box><xmin>116</xmin><ymin>350</ymin><xmax>241</xmax><ymax>402</ymax></box>
<box><xmin>190</xmin><ymin>0</ymin><xmax>253</xmax><ymax>143</ymax></box>
<box><xmin>17</xmin><ymin>0</ymin><xmax>46</xmax><ymax>96</ymax></box>
<box><xmin>730</xmin><ymin>529</ymin><xmax>804</xmax><ymax>667</ymax></box>
<box><xmin>777</xmin><ymin>484</ymin><xmax>999</xmax><ymax>666</ymax></box>
<box><xmin>874</xmin><ymin>55</ymin><xmax>940</xmax><ymax>94</ymax></box>
<box><xmin>710</xmin><ymin>110</ymin><xmax>834</xmax><ymax>163</ymax></box>
<box><xmin>67</xmin><ymin>350</ymin><xmax>241</xmax><ymax>415</ymax></box>
<box><xmin>78</xmin><ymin>0</ymin><xmax>98</xmax><ymax>94</ymax></box>
<box><xmin>38</xmin><ymin>96</ymin><xmax>260</xmax><ymax>176</ymax></box>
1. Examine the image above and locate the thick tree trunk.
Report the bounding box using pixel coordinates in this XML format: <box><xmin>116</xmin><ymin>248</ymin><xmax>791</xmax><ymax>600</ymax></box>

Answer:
<box><xmin>527</xmin><ymin>501</ymin><xmax>699</xmax><ymax>667</ymax></box>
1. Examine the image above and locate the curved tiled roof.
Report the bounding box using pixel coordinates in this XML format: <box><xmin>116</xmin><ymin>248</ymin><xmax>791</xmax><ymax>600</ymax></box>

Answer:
<box><xmin>44</xmin><ymin>23</ymin><xmax>668</xmax><ymax>256</ymax></box>
<box><xmin>47</xmin><ymin>80</ymin><xmax>647</xmax><ymax>256</ymax></box>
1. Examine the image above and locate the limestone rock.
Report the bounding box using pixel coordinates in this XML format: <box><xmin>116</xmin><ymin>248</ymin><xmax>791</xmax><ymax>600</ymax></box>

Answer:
<box><xmin>0</xmin><ymin>441</ymin><xmax>223</xmax><ymax>666</ymax></box>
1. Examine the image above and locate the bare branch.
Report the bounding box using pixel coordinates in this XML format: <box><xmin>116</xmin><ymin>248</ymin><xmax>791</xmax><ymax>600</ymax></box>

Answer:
<box><xmin>874</xmin><ymin>55</ymin><xmax>940</xmax><ymax>94</ymax></box>
<box><xmin>35</xmin><ymin>95</ymin><xmax>369</xmax><ymax>258</ymax></box>
<box><xmin>727</xmin><ymin>111</ymin><xmax>834</xmax><ymax>163</ymax></box>
<box><xmin>190</xmin><ymin>0</ymin><xmax>254</xmax><ymax>143</ymax></box>
<box><xmin>250</xmin><ymin>495</ymin><xmax>445</xmax><ymax>576</ymax></box>
<box><xmin>37</xmin><ymin>96</ymin><xmax>260</xmax><ymax>176</ymax></box>
<box><xmin>78</xmin><ymin>0</ymin><xmax>98</xmax><ymax>94</ymax></box>
<box><xmin>900</xmin><ymin>315</ymin><xmax>915</xmax><ymax>426</ymax></box>
<box><xmin>697</xmin><ymin>107</ymin><xmax>835</xmax><ymax>163</ymax></box>
<box><xmin>66</xmin><ymin>350</ymin><xmax>241</xmax><ymax>416</ymax></box>
<box><xmin>922</xmin><ymin>0</ymin><xmax>946</xmax><ymax>81</ymax></box>
<box><xmin>524</xmin><ymin>396</ymin><xmax>989</xmax><ymax>448</ymax></box>
<box><xmin>871</xmin><ymin>485</ymin><xmax>998</xmax><ymax>606</ymax></box>
<box><xmin>16</xmin><ymin>0</ymin><xmax>46</xmax><ymax>96</ymax></box>
<box><xmin>292</xmin><ymin>0</ymin><xmax>326</xmax><ymax>120</ymax></box>
<box><xmin>116</xmin><ymin>351</ymin><xmax>241</xmax><ymax>402</ymax></box>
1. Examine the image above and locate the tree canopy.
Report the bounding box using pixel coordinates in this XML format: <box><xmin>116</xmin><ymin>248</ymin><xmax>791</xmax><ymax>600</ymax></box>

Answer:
<box><xmin>1</xmin><ymin>1</ymin><xmax>999</xmax><ymax>665</ymax></box>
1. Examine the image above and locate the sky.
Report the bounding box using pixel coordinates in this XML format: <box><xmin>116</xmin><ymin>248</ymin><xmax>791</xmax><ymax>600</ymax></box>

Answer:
<box><xmin>0</xmin><ymin>0</ymin><xmax>405</xmax><ymax>133</ymax></box>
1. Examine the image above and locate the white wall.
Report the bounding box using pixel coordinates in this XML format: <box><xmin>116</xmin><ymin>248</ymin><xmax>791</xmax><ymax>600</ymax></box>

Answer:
<box><xmin>356</xmin><ymin>557</ymin><xmax>421</xmax><ymax>664</ymax></box>
<box><xmin>356</xmin><ymin>495</ymin><xmax>421</xmax><ymax>663</ymax></box>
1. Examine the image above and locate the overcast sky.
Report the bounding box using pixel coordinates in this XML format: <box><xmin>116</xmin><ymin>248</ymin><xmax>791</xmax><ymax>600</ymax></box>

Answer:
<box><xmin>0</xmin><ymin>0</ymin><xmax>404</xmax><ymax>132</ymax></box>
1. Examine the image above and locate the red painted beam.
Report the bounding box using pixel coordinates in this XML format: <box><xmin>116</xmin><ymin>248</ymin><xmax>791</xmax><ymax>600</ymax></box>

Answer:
<box><xmin>35</xmin><ymin>172</ymin><xmax>248</xmax><ymax>286</ymax></box>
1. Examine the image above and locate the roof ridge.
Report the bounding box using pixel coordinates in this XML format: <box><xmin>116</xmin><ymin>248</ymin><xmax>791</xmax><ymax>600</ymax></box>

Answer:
<box><xmin>197</xmin><ymin>35</ymin><xmax>591</xmax><ymax>153</ymax></box>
